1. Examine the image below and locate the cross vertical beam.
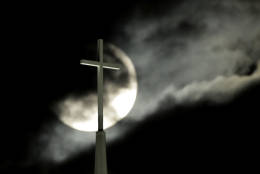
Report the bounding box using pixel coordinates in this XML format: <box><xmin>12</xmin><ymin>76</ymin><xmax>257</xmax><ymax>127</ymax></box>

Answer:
<box><xmin>97</xmin><ymin>39</ymin><xmax>103</xmax><ymax>130</ymax></box>
<box><xmin>80</xmin><ymin>39</ymin><xmax>120</xmax><ymax>131</ymax></box>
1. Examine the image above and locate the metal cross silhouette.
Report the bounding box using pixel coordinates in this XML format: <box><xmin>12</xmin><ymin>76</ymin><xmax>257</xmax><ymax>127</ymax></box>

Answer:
<box><xmin>80</xmin><ymin>39</ymin><xmax>120</xmax><ymax>131</ymax></box>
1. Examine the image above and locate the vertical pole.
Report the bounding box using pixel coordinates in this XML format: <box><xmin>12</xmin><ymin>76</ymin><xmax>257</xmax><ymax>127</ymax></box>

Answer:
<box><xmin>95</xmin><ymin>39</ymin><xmax>108</xmax><ymax>174</ymax></box>
<box><xmin>94</xmin><ymin>131</ymin><xmax>108</xmax><ymax>174</ymax></box>
<box><xmin>97</xmin><ymin>39</ymin><xmax>103</xmax><ymax>131</ymax></box>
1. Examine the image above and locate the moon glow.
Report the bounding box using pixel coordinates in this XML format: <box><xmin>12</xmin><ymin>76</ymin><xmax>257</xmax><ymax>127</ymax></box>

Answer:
<box><xmin>57</xmin><ymin>44</ymin><xmax>137</xmax><ymax>132</ymax></box>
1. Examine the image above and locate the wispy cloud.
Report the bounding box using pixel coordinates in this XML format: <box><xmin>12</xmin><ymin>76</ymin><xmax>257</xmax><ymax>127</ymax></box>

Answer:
<box><xmin>118</xmin><ymin>0</ymin><xmax>260</xmax><ymax>118</ymax></box>
<box><xmin>28</xmin><ymin>0</ymin><xmax>260</xmax><ymax>164</ymax></box>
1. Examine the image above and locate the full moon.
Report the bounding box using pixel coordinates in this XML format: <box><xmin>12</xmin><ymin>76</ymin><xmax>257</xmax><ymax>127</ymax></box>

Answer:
<box><xmin>56</xmin><ymin>44</ymin><xmax>137</xmax><ymax>132</ymax></box>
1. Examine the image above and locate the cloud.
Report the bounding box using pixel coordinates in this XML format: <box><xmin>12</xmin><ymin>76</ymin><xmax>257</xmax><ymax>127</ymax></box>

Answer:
<box><xmin>27</xmin><ymin>121</ymin><xmax>95</xmax><ymax>164</ymax></box>
<box><xmin>162</xmin><ymin>61</ymin><xmax>260</xmax><ymax>105</ymax></box>
<box><xmin>115</xmin><ymin>0</ymin><xmax>260</xmax><ymax>118</ymax></box>
<box><xmin>27</xmin><ymin>0</ymin><xmax>260</xmax><ymax>164</ymax></box>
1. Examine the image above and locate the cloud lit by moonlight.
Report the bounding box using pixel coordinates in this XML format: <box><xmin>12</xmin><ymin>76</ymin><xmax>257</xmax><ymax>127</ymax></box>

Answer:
<box><xmin>31</xmin><ymin>0</ymin><xmax>260</xmax><ymax>164</ymax></box>
<box><xmin>56</xmin><ymin>44</ymin><xmax>137</xmax><ymax>132</ymax></box>
<box><xmin>114</xmin><ymin>0</ymin><xmax>260</xmax><ymax>118</ymax></box>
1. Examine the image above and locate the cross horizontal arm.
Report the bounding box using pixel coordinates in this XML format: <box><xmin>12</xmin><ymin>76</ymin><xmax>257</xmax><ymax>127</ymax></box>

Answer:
<box><xmin>80</xmin><ymin>59</ymin><xmax>121</xmax><ymax>70</ymax></box>
<box><xmin>80</xmin><ymin>59</ymin><xmax>100</xmax><ymax>67</ymax></box>
<box><xmin>103</xmin><ymin>62</ymin><xmax>121</xmax><ymax>70</ymax></box>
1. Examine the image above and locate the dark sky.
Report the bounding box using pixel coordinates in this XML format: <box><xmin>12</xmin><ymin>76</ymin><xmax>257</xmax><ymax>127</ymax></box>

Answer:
<box><xmin>2</xmin><ymin>0</ymin><xmax>260</xmax><ymax>173</ymax></box>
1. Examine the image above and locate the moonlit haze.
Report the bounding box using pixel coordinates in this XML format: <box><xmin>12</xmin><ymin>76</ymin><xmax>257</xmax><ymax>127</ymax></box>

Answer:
<box><xmin>57</xmin><ymin>44</ymin><xmax>137</xmax><ymax>132</ymax></box>
<box><xmin>30</xmin><ymin>0</ymin><xmax>259</xmax><ymax>164</ymax></box>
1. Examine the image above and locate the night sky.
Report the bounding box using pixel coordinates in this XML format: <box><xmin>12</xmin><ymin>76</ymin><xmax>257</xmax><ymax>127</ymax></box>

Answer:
<box><xmin>2</xmin><ymin>0</ymin><xmax>260</xmax><ymax>173</ymax></box>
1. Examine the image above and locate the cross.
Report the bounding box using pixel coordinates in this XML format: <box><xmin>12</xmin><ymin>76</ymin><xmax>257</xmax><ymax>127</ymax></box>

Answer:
<box><xmin>80</xmin><ymin>39</ymin><xmax>121</xmax><ymax>131</ymax></box>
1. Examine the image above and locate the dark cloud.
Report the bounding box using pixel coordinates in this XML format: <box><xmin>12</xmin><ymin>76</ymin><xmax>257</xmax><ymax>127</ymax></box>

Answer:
<box><xmin>113</xmin><ymin>0</ymin><xmax>260</xmax><ymax>118</ymax></box>
<box><xmin>43</xmin><ymin>0</ymin><xmax>260</xmax><ymax>163</ymax></box>
<box><xmin>17</xmin><ymin>0</ymin><xmax>260</xmax><ymax>167</ymax></box>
